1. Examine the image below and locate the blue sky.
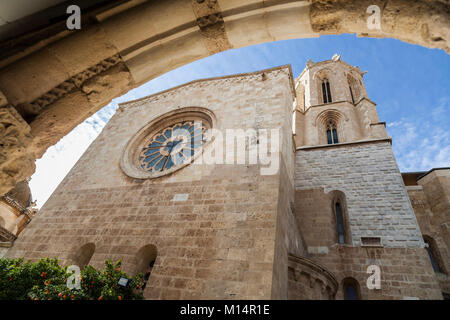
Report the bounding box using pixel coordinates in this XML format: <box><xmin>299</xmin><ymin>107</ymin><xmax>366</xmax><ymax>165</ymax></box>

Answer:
<box><xmin>30</xmin><ymin>34</ymin><xmax>450</xmax><ymax>207</ymax></box>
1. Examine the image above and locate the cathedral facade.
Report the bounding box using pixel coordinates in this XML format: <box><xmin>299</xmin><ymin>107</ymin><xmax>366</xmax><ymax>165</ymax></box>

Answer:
<box><xmin>5</xmin><ymin>56</ymin><xmax>449</xmax><ymax>300</ymax></box>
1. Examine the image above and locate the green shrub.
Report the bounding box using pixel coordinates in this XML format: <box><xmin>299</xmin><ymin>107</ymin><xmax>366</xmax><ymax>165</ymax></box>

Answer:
<box><xmin>0</xmin><ymin>258</ymin><xmax>144</xmax><ymax>300</ymax></box>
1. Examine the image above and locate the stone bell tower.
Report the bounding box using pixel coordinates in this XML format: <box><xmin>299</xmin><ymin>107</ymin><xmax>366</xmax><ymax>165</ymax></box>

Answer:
<box><xmin>294</xmin><ymin>54</ymin><xmax>388</xmax><ymax>147</ymax></box>
<box><xmin>293</xmin><ymin>54</ymin><xmax>423</xmax><ymax>249</ymax></box>
<box><xmin>289</xmin><ymin>55</ymin><xmax>442</xmax><ymax>300</ymax></box>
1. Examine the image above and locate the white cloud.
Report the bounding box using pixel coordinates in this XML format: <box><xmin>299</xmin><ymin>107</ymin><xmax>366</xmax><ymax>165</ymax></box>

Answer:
<box><xmin>387</xmin><ymin>120</ymin><xmax>403</xmax><ymax>128</ymax></box>
<box><xmin>389</xmin><ymin>116</ymin><xmax>450</xmax><ymax>172</ymax></box>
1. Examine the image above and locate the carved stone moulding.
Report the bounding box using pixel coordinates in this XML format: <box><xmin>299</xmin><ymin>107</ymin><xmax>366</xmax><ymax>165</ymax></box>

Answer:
<box><xmin>0</xmin><ymin>105</ymin><xmax>34</xmax><ymax>196</ymax></box>
<box><xmin>17</xmin><ymin>54</ymin><xmax>123</xmax><ymax>118</ymax></box>
<box><xmin>288</xmin><ymin>253</ymin><xmax>338</xmax><ymax>299</ymax></box>
<box><xmin>0</xmin><ymin>226</ymin><xmax>17</xmax><ymax>242</ymax></box>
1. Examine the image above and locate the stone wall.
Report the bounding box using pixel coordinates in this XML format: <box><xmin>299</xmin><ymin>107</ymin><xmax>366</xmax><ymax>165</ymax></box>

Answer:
<box><xmin>406</xmin><ymin>168</ymin><xmax>450</xmax><ymax>296</ymax></box>
<box><xmin>293</xmin><ymin>187</ymin><xmax>342</xmax><ymax>249</ymax></box>
<box><xmin>295</xmin><ymin>140</ymin><xmax>424</xmax><ymax>248</ymax></box>
<box><xmin>271</xmin><ymin>157</ymin><xmax>305</xmax><ymax>299</ymax></box>
<box><xmin>291</xmin><ymin>139</ymin><xmax>445</xmax><ymax>299</ymax></box>
<box><xmin>0</xmin><ymin>245</ymin><xmax>11</xmax><ymax>258</ymax></box>
<box><xmin>292</xmin><ymin>185</ymin><xmax>443</xmax><ymax>299</ymax></box>
<box><xmin>5</xmin><ymin>67</ymin><xmax>296</xmax><ymax>299</ymax></box>
<box><xmin>307</xmin><ymin>247</ymin><xmax>443</xmax><ymax>300</ymax></box>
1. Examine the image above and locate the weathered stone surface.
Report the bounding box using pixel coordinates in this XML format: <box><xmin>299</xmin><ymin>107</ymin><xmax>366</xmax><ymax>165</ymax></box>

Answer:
<box><xmin>0</xmin><ymin>105</ymin><xmax>34</xmax><ymax>196</ymax></box>
<box><xmin>192</xmin><ymin>0</ymin><xmax>232</xmax><ymax>54</ymax></box>
<box><xmin>30</xmin><ymin>63</ymin><xmax>133</xmax><ymax>159</ymax></box>
<box><xmin>405</xmin><ymin>169</ymin><xmax>450</xmax><ymax>296</ymax></box>
<box><xmin>295</xmin><ymin>142</ymin><xmax>424</xmax><ymax>248</ymax></box>
<box><xmin>308</xmin><ymin>246</ymin><xmax>443</xmax><ymax>300</ymax></box>
<box><xmin>310</xmin><ymin>0</ymin><xmax>450</xmax><ymax>52</ymax></box>
<box><xmin>288</xmin><ymin>254</ymin><xmax>338</xmax><ymax>300</ymax></box>
<box><xmin>4</xmin><ymin>55</ymin><xmax>448</xmax><ymax>300</ymax></box>
<box><xmin>0</xmin><ymin>179</ymin><xmax>37</xmax><ymax>246</ymax></box>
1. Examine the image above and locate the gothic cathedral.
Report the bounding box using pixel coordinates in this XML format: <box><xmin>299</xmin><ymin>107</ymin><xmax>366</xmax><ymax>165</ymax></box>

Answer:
<box><xmin>5</xmin><ymin>55</ymin><xmax>449</xmax><ymax>300</ymax></box>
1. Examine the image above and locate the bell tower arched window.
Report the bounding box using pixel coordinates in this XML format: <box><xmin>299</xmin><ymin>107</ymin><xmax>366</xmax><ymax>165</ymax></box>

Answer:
<box><xmin>326</xmin><ymin>120</ymin><xmax>339</xmax><ymax>144</ymax></box>
<box><xmin>322</xmin><ymin>79</ymin><xmax>332</xmax><ymax>103</ymax></box>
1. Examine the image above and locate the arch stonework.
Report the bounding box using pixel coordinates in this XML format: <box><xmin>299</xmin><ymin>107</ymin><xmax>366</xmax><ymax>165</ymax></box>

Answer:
<box><xmin>315</xmin><ymin>109</ymin><xmax>346</xmax><ymax>144</ymax></box>
<box><xmin>69</xmin><ymin>242</ymin><xmax>96</xmax><ymax>268</ymax></box>
<box><xmin>0</xmin><ymin>0</ymin><xmax>449</xmax><ymax>195</ymax></box>
<box><xmin>288</xmin><ymin>254</ymin><xmax>339</xmax><ymax>300</ymax></box>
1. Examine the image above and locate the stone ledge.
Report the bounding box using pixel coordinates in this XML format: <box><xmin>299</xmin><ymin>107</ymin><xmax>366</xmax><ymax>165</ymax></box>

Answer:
<box><xmin>0</xmin><ymin>226</ymin><xmax>17</xmax><ymax>242</ymax></box>
<box><xmin>0</xmin><ymin>241</ymin><xmax>13</xmax><ymax>248</ymax></box>
<box><xmin>296</xmin><ymin>137</ymin><xmax>392</xmax><ymax>151</ymax></box>
<box><xmin>406</xmin><ymin>185</ymin><xmax>424</xmax><ymax>191</ymax></box>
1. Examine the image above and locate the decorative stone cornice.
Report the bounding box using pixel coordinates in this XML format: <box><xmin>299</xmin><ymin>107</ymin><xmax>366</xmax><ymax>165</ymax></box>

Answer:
<box><xmin>0</xmin><ymin>105</ymin><xmax>34</xmax><ymax>196</ymax></box>
<box><xmin>0</xmin><ymin>226</ymin><xmax>17</xmax><ymax>242</ymax></box>
<box><xmin>370</xmin><ymin>121</ymin><xmax>386</xmax><ymax>128</ymax></box>
<box><xmin>302</xmin><ymin>100</ymin><xmax>353</xmax><ymax>114</ymax></box>
<box><xmin>0</xmin><ymin>241</ymin><xmax>13</xmax><ymax>248</ymax></box>
<box><xmin>1</xmin><ymin>195</ymin><xmax>24</xmax><ymax>213</ymax></box>
<box><xmin>197</xmin><ymin>12</ymin><xmax>223</xmax><ymax>28</ymax></box>
<box><xmin>1</xmin><ymin>194</ymin><xmax>36</xmax><ymax>219</ymax></box>
<box><xmin>355</xmin><ymin>96</ymin><xmax>377</xmax><ymax>107</ymax></box>
<box><xmin>192</xmin><ymin>0</ymin><xmax>231</xmax><ymax>54</ymax></box>
<box><xmin>296</xmin><ymin>137</ymin><xmax>393</xmax><ymax>151</ymax></box>
<box><xmin>19</xmin><ymin>54</ymin><xmax>123</xmax><ymax>116</ymax></box>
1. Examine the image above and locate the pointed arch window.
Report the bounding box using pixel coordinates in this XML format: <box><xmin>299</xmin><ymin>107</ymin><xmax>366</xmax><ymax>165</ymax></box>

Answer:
<box><xmin>342</xmin><ymin>278</ymin><xmax>361</xmax><ymax>300</ymax></box>
<box><xmin>326</xmin><ymin>120</ymin><xmax>339</xmax><ymax>144</ymax></box>
<box><xmin>335</xmin><ymin>202</ymin><xmax>345</xmax><ymax>244</ymax></box>
<box><xmin>134</xmin><ymin>244</ymin><xmax>158</xmax><ymax>291</ymax></box>
<box><xmin>322</xmin><ymin>79</ymin><xmax>332</xmax><ymax>103</ymax></box>
<box><xmin>331</xmin><ymin>191</ymin><xmax>350</xmax><ymax>246</ymax></box>
<box><xmin>71</xmin><ymin>243</ymin><xmax>95</xmax><ymax>268</ymax></box>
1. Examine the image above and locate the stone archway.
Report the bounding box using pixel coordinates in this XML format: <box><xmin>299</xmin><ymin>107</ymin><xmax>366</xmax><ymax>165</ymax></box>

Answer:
<box><xmin>0</xmin><ymin>0</ymin><xmax>449</xmax><ymax>195</ymax></box>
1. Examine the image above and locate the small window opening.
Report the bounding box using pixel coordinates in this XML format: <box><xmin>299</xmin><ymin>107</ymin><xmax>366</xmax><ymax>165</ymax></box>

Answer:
<box><xmin>326</xmin><ymin>120</ymin><xmax>339</xmax><ymax>144</ymax></box>
<box><xmin>322</xmin><ymin>79</ymin><xmax>332</xmax><ymax>103</ymax></box>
